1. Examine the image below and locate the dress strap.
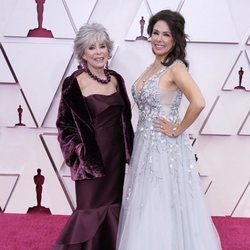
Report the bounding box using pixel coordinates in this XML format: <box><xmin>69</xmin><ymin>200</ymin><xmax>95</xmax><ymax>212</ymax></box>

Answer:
<box><xmin>158</xmin><ymin>59</ymin><xmax>186</xmax><ymax>77</ymax></box>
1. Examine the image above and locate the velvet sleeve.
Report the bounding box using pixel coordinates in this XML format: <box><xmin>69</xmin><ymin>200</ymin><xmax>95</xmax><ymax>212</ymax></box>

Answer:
<box><xmin>116</xmin><ymin>74</ymin><xmax>134</xmax><ymax>163</ymax></box>
<box><xmin>56</xmin><ymin>94</ymin><xmax>82</xmax><ymax>167</ymax></box>
<box><xmin>123</xmin><ymin>91</ymin><xmax>134</xmax><ymax>163</ymax></box>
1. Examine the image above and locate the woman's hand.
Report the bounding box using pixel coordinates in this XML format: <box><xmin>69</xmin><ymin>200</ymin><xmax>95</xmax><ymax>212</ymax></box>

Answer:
<box><xmin>154</xmin><ymin>117</ymin><xmax>178</xmax><ymax>137</ymax></box>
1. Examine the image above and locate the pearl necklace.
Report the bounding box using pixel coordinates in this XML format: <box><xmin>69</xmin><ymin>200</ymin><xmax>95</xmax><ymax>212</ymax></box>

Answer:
<box><xmin>84</xmin><ymin>67</ymin><xmax>111</xmax><ymax>84</ymax></box>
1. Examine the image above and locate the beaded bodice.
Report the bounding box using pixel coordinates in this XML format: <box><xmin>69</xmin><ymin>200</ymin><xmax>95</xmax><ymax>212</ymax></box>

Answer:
<box><xmin>132</xmin><ymin>62</ymin><xmax>183</xmax><ymax>137</ymax></box>
<box><xmin>126</xmin><ymin>60</ymin><xmax>194</xmax><ymax>190</ymax></box>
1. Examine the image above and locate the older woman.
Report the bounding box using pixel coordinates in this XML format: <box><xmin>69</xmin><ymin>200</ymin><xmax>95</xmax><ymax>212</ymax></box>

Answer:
<box><xmin>53</xmin><ymin>23</ymin><xmax>134</xmax><ymax>250</ymax></box>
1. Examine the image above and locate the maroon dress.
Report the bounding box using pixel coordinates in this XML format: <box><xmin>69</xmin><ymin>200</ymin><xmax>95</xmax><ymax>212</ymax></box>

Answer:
<box><xmin>54</xmin><ymin>92</ymin><xmax>126</xmax><ymax>250</ymax></box>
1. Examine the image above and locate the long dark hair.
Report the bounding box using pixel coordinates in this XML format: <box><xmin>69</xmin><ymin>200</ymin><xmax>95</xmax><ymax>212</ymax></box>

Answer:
<box><xmin>147</xmin><ymin>9</ymin><xmax>189</xmax><ymax>67</ymax></box>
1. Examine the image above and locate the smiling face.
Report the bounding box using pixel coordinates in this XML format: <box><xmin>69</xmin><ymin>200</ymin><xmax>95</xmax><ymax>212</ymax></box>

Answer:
<box><xmin>82</xmin><ymin>41</ymin><xmax>109</xmax><ymax>70</ymax></box>
<box><xmin>150</xmin><ymin>20</ymin><xmax>175</xmax><ymax>60</ymax></box>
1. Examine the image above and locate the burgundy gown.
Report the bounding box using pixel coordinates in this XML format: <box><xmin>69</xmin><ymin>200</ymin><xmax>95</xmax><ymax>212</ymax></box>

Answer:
<box><xmin>54</xmin><ymin>92</ymin><xmax>126</xmax><ymax>250</ymax></box>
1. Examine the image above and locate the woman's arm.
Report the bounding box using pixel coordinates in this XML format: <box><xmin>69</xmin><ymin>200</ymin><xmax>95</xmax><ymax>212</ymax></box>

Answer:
<box><xmin>155</xmin><ymin>63</ymin><xmax>205</xmax><ymax>137</ymax></box>
<box><xmin>115</xmin><ymin>71</ymin><xmax>134</xmax><ymax>162</ymax></box>
<box><xmin>56</xmin><ymin>96</ymin><xmax>82</xmax><ymax>166</ymax></box>
<box><xmin>172</xmin><ymin>63</ymin><xmax>205</xmax><ymax>136</ymax></box>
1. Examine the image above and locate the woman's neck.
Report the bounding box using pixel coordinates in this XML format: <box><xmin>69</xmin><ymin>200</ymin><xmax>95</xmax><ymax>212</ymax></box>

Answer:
<box><xmin>87</xmin><ymin>64</ymin><xmax>105</xmax><ymax>78</ymax></box>
<box><xmin>152</xmin><ymin>58</ymin><xmax>164</xmax><ymax>69</ymax></box>
<box><xmin>84</xmin><ymin>63</ymin><xmax>111</xmax><ymax>84</ymax></box>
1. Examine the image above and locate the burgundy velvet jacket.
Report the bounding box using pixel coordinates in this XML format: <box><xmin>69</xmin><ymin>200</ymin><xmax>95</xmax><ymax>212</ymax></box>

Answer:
<box><xmin>56</xmin><ymin>68</ymin><xmax>134</xmax><ymax>181</ymax></box>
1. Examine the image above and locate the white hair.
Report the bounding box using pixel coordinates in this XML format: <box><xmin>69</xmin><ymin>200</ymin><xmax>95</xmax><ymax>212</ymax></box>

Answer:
<box><xmin>73</xmin><ymin>23</ymin><xmax>114</xmax><ymax>65</ymax></box>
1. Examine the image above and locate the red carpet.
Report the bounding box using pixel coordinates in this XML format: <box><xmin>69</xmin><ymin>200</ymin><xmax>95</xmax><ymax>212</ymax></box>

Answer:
<box><xmin>0</xmin><ymin>213</ymin><xmax>249</xmax><ymax>249</ymax></box>
<box><xmin>0</xmin><ymin>213</ymin><xmax>68</xmax><ymax>250</ymax></box>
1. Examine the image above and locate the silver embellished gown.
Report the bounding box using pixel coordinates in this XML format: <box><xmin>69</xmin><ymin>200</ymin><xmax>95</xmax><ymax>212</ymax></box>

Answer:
<box><xmin>117</xmin><ymin>61</ymin><xmax>222</xmax><ymax>250</ymax></box>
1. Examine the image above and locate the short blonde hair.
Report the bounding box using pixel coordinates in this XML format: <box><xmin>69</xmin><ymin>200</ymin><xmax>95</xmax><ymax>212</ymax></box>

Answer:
<box><xmin>73</xmin><ymin>23</ymin><xmax>114</xmax><ymax>65</ymax></box>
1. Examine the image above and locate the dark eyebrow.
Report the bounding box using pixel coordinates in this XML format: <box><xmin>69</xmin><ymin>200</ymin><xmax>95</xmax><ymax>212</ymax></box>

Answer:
<box><xmin>163</xmin><ymin>31</ymin><xmax>171</xmax><ymax>35</ymax></box>
<box><xmin>152</xmin><ymin>28</ymin><xmax>171</xmax><ymax>35</ymax></box>
<box><xmin>153</xmin><ymin>29</ymin><xmax>171</xmax><ymax>34</ymax></box>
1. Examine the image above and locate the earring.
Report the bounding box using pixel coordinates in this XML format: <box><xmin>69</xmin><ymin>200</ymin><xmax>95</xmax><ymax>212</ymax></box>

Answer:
<box><xmin>105</xmin><ymin>60</ymin><xmax>109</xmax><ymax>69</ymax></box>
<box><xmin>83</xmin><ymin>59</ymin><xmax>88</xmax><ymax>69</ymax></box>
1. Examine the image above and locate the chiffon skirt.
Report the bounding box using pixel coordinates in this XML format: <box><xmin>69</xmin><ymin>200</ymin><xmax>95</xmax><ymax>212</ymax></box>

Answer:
<box><xmin>117</xmin><ymin>131</ymin><xmax>222</xmax><ymax>250</ymax></box>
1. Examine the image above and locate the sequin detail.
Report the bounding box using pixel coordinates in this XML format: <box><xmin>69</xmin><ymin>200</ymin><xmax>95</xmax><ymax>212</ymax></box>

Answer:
<box><xmin>124</xmin><ymin>60</ymin><xmax>197</xmax><ymax>208</ymax></box>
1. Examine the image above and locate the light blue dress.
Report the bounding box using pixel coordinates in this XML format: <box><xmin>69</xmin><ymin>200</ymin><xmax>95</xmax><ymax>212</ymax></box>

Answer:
<box><xmin>117</xmin><ymin>61</ymin><xmax>222</xmax><ymax>250</ymax></box>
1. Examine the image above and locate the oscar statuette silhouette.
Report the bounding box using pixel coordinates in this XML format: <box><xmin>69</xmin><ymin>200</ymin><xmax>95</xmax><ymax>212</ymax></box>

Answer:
<box><xmin>136</xmin><ymin>16</ymin><xmax>148</xmax><ymax>41</ymax></box>
<box><xmin>15</xmin><ymin>105</ymin><xmax>26</xmax><ymax>126</ymax></box>
<box><xmin>234</xmin><ymin>67</ymin><xmax>246</xmax><ymax>90</ymax></box>
<box><xmin>27</xmin><ymin>169</ymin><xmax>51</xmax><ymax>214</ymax></box>
<box><xmin>27</xmin><ymin>0</ymin><xmax>53</xmax><ymax>38</ymax></box>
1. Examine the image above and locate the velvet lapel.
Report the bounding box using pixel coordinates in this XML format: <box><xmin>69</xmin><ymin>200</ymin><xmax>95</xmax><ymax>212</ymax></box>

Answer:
<box><xmin>63</xmin><ymin>78</ymin><xmax>93</xmax><ymax>131</ymax></box>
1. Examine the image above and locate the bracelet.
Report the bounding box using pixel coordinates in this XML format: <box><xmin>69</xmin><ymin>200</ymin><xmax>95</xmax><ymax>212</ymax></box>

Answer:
<box><xmin>172</xmin><ymin>126</ymin><xmax>177</xmax><ymax>137</ymax></box>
